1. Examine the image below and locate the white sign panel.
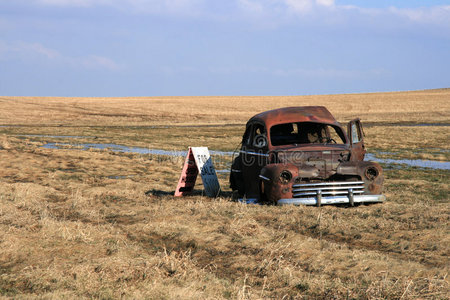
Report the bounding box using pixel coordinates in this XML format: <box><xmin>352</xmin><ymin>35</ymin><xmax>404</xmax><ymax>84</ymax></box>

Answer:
<box><xmin>191</xmin><ymin>147</ymin><xmax>221</xmax><ymax>197</ymax></box>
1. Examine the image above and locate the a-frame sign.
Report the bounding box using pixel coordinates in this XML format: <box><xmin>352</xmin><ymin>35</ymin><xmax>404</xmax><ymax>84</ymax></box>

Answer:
<box><xmin>175</xmin><ymin>147</ymin><xmax>221</xmax><ymax>197</ymax></box>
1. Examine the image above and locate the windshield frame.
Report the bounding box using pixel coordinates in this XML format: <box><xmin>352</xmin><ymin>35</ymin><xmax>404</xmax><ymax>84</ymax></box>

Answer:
<box><xmin>268</xmin><ymin>121</ymin><xmax>348</xmax><ymax>148</ymax></box>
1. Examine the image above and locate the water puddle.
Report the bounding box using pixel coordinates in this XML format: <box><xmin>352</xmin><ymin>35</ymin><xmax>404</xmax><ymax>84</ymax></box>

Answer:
<box><xmin>41</xmin><ymin>143</ymin><xmax>234</xmax><ymax>156</ymax></box>
<box><xmin>42</xmin><ymin>142</ymin><xmax>186</xmax><ymax>155</ymax></box>
<box><xmin>366</xmin><ymin>154</ymin><xmax>450</xmax><ymax>170</ymax></box>
<box><xmin>40</xmin><ymin>142</ymin><xmax>449</xmax><ymax>170</ymax></box>
<box><xmin>216</xmin><ymin>169</ymin><xmax>231</xmax><ymax>174</ymax></box>
<box><xmin>377</xmin><ymin>149</ymin><xmax>450</xmax><ymax>155</ymax></box>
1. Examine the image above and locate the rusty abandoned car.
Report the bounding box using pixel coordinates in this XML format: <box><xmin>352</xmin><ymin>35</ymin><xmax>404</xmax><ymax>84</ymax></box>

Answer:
<box><xmin>230</xmin><ymin>106</ymin><xmax>385</xmax><ymax>206</ymax></box>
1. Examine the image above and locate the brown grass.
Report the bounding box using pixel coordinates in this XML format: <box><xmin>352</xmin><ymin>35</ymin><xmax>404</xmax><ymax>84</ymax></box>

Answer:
<box><xmin>1</xmin><ymin>89</ymin><xmax>449</xmax><ymax>126</ymax></box>
<box><xmin>0</xmin><ymin>90</ymin><xmax>449</xmax><ymax>299</ymax></box>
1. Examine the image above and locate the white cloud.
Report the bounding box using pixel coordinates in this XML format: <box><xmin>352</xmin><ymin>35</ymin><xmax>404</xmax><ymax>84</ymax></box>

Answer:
<box><xmin>236</xmin><ymin>0</ymin><xmax>334</xmax><ymax>16</ymax></box>
<box><xmin>283</xmin><ymin>0</ymin><xmax>314</xmax><ymax>13</ymax></box>
<box><xmin>334</xmin><ymin>4</ymin><xmax>450</xmax><ymax>34</ymax></box>
<box><xmin>316</xmin><ymin>0</ymin><xmax>334</xmax><ymax>7</ymax></box>
<box><xmin>0</xmin><ymin>40</ymin><xmax>120</xmax><ymax>70</ymax></box>
<box><xmin>13</xmin><ymin>0</ymin><xmax>450</xmax><ymax>30</ymax></box>
<box><xmin>125</xmin><ymin>0</ymin><xmax>204</xmax><ymax>15</ymax></box>
<box><xmin>389</xmin><ymin>5</ymin><xmax>450</xmax><ymax>24</ymax></box>
<box><xmin>0</xmin><ymin>41</ymin><xmax>61</xmax><ymax>59</ymax></box>
<box><xmin>27</xmin><ymin>43</ymin><xmax>61</xmax><ymax>59</ymax></box>
<box><xmin>237</xmin><ymin>0</ymin><xmax>265</xmax><ymax>14</ymax></box>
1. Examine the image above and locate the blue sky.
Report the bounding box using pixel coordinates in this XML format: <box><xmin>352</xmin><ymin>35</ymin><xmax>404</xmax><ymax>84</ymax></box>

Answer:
<box><xmin>0</xmin><ymin>0</ymin><xmax>449</xmax><ymax>96</ymax></box>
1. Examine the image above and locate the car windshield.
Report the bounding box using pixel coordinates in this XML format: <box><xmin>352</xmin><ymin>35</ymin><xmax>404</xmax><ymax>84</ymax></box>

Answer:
<box><xmin>270</xmin><ymin>122</ymin><xmax>346</xmax><ymax>146</ymax></box>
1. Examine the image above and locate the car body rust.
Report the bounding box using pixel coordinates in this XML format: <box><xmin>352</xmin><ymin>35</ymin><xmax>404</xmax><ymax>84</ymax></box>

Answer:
<box><xmin>230</xmin><ymin>106</ymin><xmax>385</xmax><ymax>206</ymax></box>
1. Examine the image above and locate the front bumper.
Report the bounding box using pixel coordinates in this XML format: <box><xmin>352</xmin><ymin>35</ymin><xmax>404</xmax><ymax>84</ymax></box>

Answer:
<box><xmin>278</xmin><ymin>194</ymin><xmax>385</xmax><ymax>206</ymax></box>
<box><xmin>278</xmin><ymin>180</ymin><xmax>385</xmax><ymax>206</ymax></box>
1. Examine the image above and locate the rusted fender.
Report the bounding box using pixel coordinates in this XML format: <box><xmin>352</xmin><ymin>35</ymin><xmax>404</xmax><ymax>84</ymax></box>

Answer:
<box><xmin>336</xmin><ymin>161</ymin><xmax>384</xmax><ymax>194</ymax></box>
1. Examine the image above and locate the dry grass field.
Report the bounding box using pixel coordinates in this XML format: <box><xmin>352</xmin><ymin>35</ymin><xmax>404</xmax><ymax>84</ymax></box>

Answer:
<box><xmin>1</xmin><ymin>89</ymin><xmax>449</xmax><ymax>126</ymax></box>
<box><xmin>0</xmin><ymin>89</ymin><xmax>449</xmax><ymax>299</ymax></box>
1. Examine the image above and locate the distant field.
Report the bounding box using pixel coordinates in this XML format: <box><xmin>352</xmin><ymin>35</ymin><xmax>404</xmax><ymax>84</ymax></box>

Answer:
<box><xmin>0</xmin><ymin>90</ymin><xmax>449</xmax><ymax>299</ymax></box>
<box><xmin>1</xmin><ymin>89</ymin><xmax>449</xmax><ymax>126</ymax></box>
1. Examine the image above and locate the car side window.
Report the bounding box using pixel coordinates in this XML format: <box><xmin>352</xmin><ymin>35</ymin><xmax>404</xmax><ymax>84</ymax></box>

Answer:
<box><xmin>351</xmin><ymin>123</ymin><xmax>361</xmax><ymax>143</ymax></box>
<box><xmin>252</xmin><ymin>124</ymin><xmax>267</xmax><ymax>149</ymax></box>
<box><xmin>254</xmin><ymin>124</ymin><xmax>264</xmax><ymax>136</ymax></box>
<box><xmin>242</xmin><ymin>125</ymin><xmax>252</xmax><ymax>146</ymax></box>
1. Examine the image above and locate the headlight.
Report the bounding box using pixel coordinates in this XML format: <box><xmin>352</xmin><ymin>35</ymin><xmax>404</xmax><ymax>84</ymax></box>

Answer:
<box><xmin>365</xmin><ymin>166</ymin><xmax>379</xmax><ymax>181</ymax></box>
<box><xmin>279</xmin><ymin>170</ymin><xmax>292</xmax><ymax>184</ymax></box>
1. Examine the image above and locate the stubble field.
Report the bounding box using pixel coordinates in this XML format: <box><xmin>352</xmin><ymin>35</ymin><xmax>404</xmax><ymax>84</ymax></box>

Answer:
<box><xmin>0</xmin><ymin>89</ymin><xmax>449</xmax><ymax>299</ymax></box>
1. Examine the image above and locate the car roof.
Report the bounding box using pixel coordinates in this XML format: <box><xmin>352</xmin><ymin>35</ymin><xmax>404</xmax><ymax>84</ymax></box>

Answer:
<box><xmin>248</xmin><ymin>106</ymin><xmax>341</xmax><ymax>128</ymax></box>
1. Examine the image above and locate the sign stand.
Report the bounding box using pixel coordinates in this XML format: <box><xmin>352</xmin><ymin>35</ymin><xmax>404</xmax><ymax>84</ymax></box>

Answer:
<box><xmin>174</xmin><ymin>147</ymin><xmax>221</xmax><ymax>197</ymax></box>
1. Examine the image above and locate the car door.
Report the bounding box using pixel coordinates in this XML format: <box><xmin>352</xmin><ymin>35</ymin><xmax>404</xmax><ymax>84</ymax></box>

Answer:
<box><xmin>348</xmin><ymin>118</ymin><xmax>366</xmax><ymax>161</ymax></box>
<box><xmin>240</xmin><ymin>122</ymin><xmax>269</xmax><ymax>198</ymax></box>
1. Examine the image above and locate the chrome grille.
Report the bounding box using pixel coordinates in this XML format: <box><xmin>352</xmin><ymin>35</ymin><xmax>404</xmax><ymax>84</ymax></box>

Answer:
<box><xmin>292</xmin><ymin>181</ymin><xmax>365</xmax><ymax>198</ymax></box>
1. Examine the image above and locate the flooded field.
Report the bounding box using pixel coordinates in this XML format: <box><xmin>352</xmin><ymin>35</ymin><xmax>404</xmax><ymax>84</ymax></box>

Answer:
<box><xmin>0</xmin><ymin>91</ymin><xmax>449</xmax><ymax>299</ymax></box>
<box><xmin>13</xmin><ymin>131</ymin><xmax>450</xmax><ymax>171</ymax></box>
<box><xmin>40</xmin><ymin>141</ymin><xmax>450</xmax><ymax>171</ymax></box>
